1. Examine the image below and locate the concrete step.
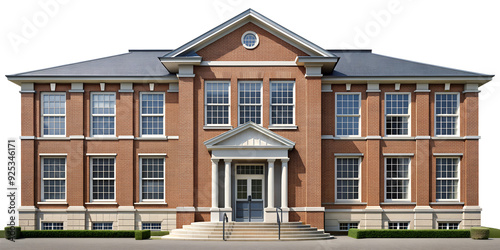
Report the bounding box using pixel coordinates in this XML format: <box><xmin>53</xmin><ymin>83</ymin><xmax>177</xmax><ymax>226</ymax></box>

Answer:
<box><xmin>165</xmin><ymin>221</ymin><xmax>332</xmax><ymax>241</ymax></box>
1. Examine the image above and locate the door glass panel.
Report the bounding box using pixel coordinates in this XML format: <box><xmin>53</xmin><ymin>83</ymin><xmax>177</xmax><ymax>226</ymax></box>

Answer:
<box><xmin>237</xmin><ymin>179</ymin><xmax>247</xmax><ymax>199</ymax></box>
<box><xmin>251</xmin><ymin>179</ymin><xmax>262</xmax><ymax>199</ymax></box>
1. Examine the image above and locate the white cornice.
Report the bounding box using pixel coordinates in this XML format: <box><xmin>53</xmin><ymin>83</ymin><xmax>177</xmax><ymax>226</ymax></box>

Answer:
<box><xmin>200</xmin><ymin>61</ymin><xmax>296</xmax><ymax>66</ymax></box>
<box><xmin>321</xmin><ymin>76</ymin><xmax>493</xmax><ymax>85</ymax></box>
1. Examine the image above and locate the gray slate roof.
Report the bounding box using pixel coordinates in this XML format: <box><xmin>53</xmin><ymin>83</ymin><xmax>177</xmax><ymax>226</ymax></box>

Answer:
<box><xmin>328</xmin><ymin>50</ymin><xmax>491</xmax><ymax>77</ymax></box>
<box><xmin>7</xmin><ymin>49</ymin><xmax>492</xmax><ymax>78</ymax></box>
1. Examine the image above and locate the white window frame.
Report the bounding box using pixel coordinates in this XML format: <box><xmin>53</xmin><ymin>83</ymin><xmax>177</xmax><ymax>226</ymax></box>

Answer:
<box><xmin>335</xmin><ymin>92</ymin><xmax>362</xmax><ymax>137</ymax></box>
<box><xmin>388</xmin><ymin>222</ymin><xmax>409</xmax><ymax>229</ymax></box>
<box><xmin>269</xmin><ymin>81</ymin><xmax>296</xmax><ymax>128</ymax></box>
<box><xmin>384</xmin><ymin>92</ymin><xmax>411</xmax><ymax>137</ymax></box>
<box><xmin>436</xmin><ymin>157</ymin><xmax>460</xmax><ymax>202</ymax></box>
<box><xmin>41</xmin><ymin>157</ymin><xmax>67</xmax><ymax>202</ymax></box>
<box><xmin>142</xmin><ymin>222</ymin><xmax>162</xmax><ymax>231</ymax></box>
<box><xmin>238</xmin><ymin>81</ymin><xmax>263</xmax><ymax>125</ymax></box>
<box><xmin>241</xmin><ymin>31</ymin><xmax>259</xmax><ymax>49</ymax></box>
<box><xmin>335</xmin><ymin>157</ymin><xmax>362</xmax><ymax>203</ymax></box>
<box><xmin>434</xmin><ymin>92</ymin><xmax>460</xmax><ymax>137</ymax></box>
<box><xmin>41</xmin><ymin>222</ymin><xmax>64</xmax><ymax>230</ymax></box>
<box><xmin>384</xmin><ymin>157</ymin><xmax>411</xmax><ymax>202</ymax></box>
<box><xmin>90</xmin><ymin>92</ymin><xmax>116</xmax><ymax>137</ymax></box>
<box><xmin>41</xmin><ymin>92</ymin><xmax>66</xmax><ymax>137</ymax></box>
<box><xmin>139</xmin><ymin>157</ymin><xmax>166</xmax><ymax>202</ymax></box>
<box><xmin>90</xmin><ymin>157</ymin><xmax>116</xmax><ymax>202</ymax></box>
<box><xmin>92</xmin><ymin>222</ymin><xmax>113</xmax><ymax>230</ymax></box>
<box><xmin>438</xmin><ymin>222</ymin><xmax>460</xmax><ymax>230</ymax></box>
<box><xmin>140</xmin><ymin>92</ymin><xmax>165</xmax><ymax>137</ymax></box>
<box><xmin>339</xmin><ymin>222</ymin><xmax>359</xmax><ymax>231</ymax></box>
<box><xmin>204</xmin><ymin>81</ymin><xmax>231</xmax><ymax>127</ymax></box>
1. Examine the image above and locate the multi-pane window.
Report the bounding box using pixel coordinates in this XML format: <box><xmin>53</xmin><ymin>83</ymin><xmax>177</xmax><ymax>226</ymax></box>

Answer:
<box><xmin>336</xmin><ymin>158</ymin><xmax>360</xmax><ymax>201</ymax></box>
<box><xmin>388</xmin><ymin>222</ymin><xmax>409</xmax><ymax>229</ymax></box>
<box><xmin>270</xmin><ymin>81</ymin><xmax>294</xmax><ymax>126</ymax></box>
<box><xmin>386</xmin><ymin>158</ymin><xmax>410</xmax><ymax>201</ymax></box>
<box><xmin>41</xmin><ymin>158</ymin><xmax>66</xmax><ymax>201</ymax></box>
<box><xmin>336</xmin><ymin>93</ymin><xmax>361</xmax><ymax>136</ymax></box>
<box><xmin>142</xmin><ymin>222</ymin><xmax>162</xmax><ymax>231</ymax></box>
<box><xmin>42</xmin><ymin>222</ymin><xmax>63</xmax><ymax>230</ymax></box>
<box><xmin>435</xmin><ymin>93</ymin><xmax>459</xmax><ymax>136</ymax></box>
<box><xmin>385</xmin><ymin>93</ymin><xmax>410</xmax><ymax>136</ymax></box>
<box><xmin>141</xmin><ymin>93</ymin><xmax>164</xmax><ymax>136</ymax></box>
<box><xmin>237</xmin><ymin>165</ymin><xmax>264</xmax><ymax>175</ymax></box>
<box><xmin>438</xmin><ymin>222</ymin><xmax>459</xmax><ymax>230</ymax></box>
<box><xmin>41</xmin><ymin>93</ymin><xmax>66</xmax><ymax>136</ymax></box>
<box><xmin>436</xmin><ymin>158</ymin><xmax>460</xmax><ymax>200</ymax></box>
<box><xmin>141</xmin><ymin>158</ymin><xmax>164</xmax><ymax>201</ymax></box>
<box><xmin>91</xmin><ymin>93</ymin><xmax>116</xmax><ymax>136</ymax></box>
<box><xmin>238</xmin><ymin>82</ymin><xmax>262</xmax><ymax>125</ymax></box>
<box><xmin>339</xmin><ymin>222</ymin><xmax>359</xmax><ymax>231</ymax></box>
<box><xmin>92</xmin><ymin>222</ymin><xmax>113</xmax><ymax>230</ymax></box>
<box><xmin>91</xmin><ymin>158</ymin><xmax>115</xmax><ymax>201</ymax></box>
<box><xmin>251</xmin><ymin>179</ymin><xmax>263</xmax><ymax>200</ymax></box>
<box><xmin>205</xmin><ymin>82</ymin><xmax>230</xmax><ymax>126</ymax></box>
<box><xmin>237</xmin><ymin>179</ymin><xmax>247</xmax><ymax>199</ymax></box>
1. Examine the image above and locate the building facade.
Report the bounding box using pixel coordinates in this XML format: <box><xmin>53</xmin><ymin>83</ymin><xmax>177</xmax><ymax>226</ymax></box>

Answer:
<box><xmin>8</xmin><ymin>9</ymin><xmax>493</xmax><ymax>233</ymax></box>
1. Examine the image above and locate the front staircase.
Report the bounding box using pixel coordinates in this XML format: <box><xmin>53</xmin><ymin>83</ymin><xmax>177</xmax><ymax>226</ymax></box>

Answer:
<box><xmin>163</xmin><ymin>222</ymin><xmax>332</xmax><ymax>241</ymax></box>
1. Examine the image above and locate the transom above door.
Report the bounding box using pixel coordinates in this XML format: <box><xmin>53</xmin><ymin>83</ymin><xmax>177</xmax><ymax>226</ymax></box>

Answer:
<box><xmin>235</xmin><ymin>164</ymin><xmax>265</xmax><ymax>222</ymax></box>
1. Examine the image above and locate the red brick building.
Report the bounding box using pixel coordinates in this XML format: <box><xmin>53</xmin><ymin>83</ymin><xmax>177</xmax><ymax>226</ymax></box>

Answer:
<box><xmin>7</xmin><ymin>9</ymin><xmax>493</xmax><ymax>233</ymax></box>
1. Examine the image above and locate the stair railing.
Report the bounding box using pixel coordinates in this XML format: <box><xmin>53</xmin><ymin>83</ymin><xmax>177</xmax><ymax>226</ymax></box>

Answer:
<box><xmin>223</xmin><ymin>212</ymin><xmax>229</xmax><ymax>241</ymax></box>
<box><xmin>276</xmin><ymin>207</ymin><xmax>282</xmax><ymax>240</ymax></box>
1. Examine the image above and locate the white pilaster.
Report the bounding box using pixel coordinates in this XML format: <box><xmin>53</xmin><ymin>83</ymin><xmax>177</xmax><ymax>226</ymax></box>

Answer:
<box><xmin>224</xmin><ymin>159</ymin><xmax>232</xmax><ymax>208</ymax></box>
<box><xmin>211</xmin><ymin>159</ymin><xmax>219</xmax><ymax>208</ymax></box>
<box><xmin>281</xmin><ymin>159</ymin><xmax>289</xmax><ymax>208</ymax></box>
<box><xmin>267</xmin><ymin>159</ymin><xmax>275</xmax><ymax>208</ymax></box>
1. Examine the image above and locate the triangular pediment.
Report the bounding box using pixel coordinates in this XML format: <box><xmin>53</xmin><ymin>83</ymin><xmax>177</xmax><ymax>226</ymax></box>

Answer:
<box><xmin>204</xmin><ymin>122</ymin><xmax>295</xmax><ymax>150</ymax></box>
<box><xmin>163</xmin><ymin>9</ymin><xmax>334</xmax><ymax>59</ymax></box>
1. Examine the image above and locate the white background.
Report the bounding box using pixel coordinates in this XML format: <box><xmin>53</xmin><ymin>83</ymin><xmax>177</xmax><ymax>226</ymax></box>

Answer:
<box><xmin>1</xmin><ymin>0</ymin><xmax>499</xmax><ymax>228</ymax></box>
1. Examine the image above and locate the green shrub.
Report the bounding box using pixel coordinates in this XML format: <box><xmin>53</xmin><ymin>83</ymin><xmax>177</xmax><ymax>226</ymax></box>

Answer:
<box><xmin>486</xmin><ymin>227</ymin><xmax>500</xmax><ymax>238</ymax></box>
<box><xmin>470</xmin><ymin>227</ymin><xmax>489</xmax><ymax>240</ymax></box>
<box><xmin>348</xmin><ymin>229</ymin><xmax>470</xmax><ymax>239</ymax></box>
<box><xmin>4</xmin><ymin>226</ymin><xmax>21</xmax><ymax>239</ymax></box>
<box><xmin>151</xmin><ymin>231</ymin><xmax>169</xmax><ymax>236</ymax></box>
<box><xmin>135</xmin><ymin>230</ymin><xmax>151</xmax><ymax>240</ymax></box>
<box><xmin>21</xmin><ymin>230</ymin><xmax>136</xmax><ymax>238</ymax></box>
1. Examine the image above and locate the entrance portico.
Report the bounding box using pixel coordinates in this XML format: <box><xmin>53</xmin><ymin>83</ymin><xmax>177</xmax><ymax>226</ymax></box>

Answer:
<box><xmin>204</xmin><ymin>122</ymin><xmax>295</xmax><ymax>223</ymax></box>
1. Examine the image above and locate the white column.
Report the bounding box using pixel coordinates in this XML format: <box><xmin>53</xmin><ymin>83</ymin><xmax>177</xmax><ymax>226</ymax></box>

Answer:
<box><xmin>267</xmin><ymin>159</ymin><xmax>275</xmax><ymax>208</ymax></box>
<box><xmin>211</xmin><ymin>159</ymin><xmax>219</xmax><ymax>208</ymax></box>
<box><xmin>224</xmin><ymin>159</ymin><xmax>232</xmax><ymax>208</ymax></box>
<box><xmin>281</xmin><ymin>159</ymin><xmax>289</xmax><ymax>208</ymax></box>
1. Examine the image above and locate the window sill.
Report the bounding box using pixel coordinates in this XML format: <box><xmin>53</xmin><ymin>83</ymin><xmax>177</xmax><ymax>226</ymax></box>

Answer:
<box><xmin>85</xmin><ymin>202</ymin><xmax>118</xmax><ymax>205</ymax></box>
<box><xmin>380</xmin><ymin>202</ymin><xmax>416</xmax><ymax>205</ymax></box>
<box><xmin>136</xmin><ymin>136</ymin><xmax>168</xmax><ymax>140</ymax></box>
<box><xmin>268</xmin><ymin>125</ymin><xmax>298</xmax><ymax>130</ymax></box>
<box><xmin>203</xmin><ymin>126</ymin><xmax>233</xmax><ymax>130</ymax></box>
<box><xmin>430</xmin><ymin>201</ymin><xmax>464</xmax><ymax>205</ymax></box>
<box><xmin>37</xmin><ymin>201</ymin><xmax>67</xmax><ymax>205</ymax></box>
<box><xmin>134</xmin><ymin>202</ymin><xmax>168</xmax><ymax>205</ymax></box>
<box><xmin>329</xmin><ymin>202</ymin><xmax>367</xmax><ymax>205</ymax></box>
<box><xmin>37</xmin><ymin>137</ymin><xmax>71</xmax><ymax>140</ymax></box>
<box><xmin>85</xmin><ymin>137</ymin><xmax>119</xmax><ymax>141</ymax></box>
<box><xmin>431</xmin><ymin>136</ymin><xmax>463</xmax><ymax>140</ymax></box>
<box><xmin>382</xmin><ymin>137</ymin><xmax>415</xmax><ymax>140</ymax></box>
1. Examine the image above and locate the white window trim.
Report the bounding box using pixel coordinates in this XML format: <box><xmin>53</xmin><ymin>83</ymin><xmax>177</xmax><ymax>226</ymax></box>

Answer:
<box><xmin>438</xmin><ymin>222</ymin><xmax>460</xmax><ymax>230</ymax></box>
<box><xmin>41</xmin><ymin>222</ymin><xmax>64</xmax><ymax>230</ymax></box>
<box><xmin>204</xmin><ymin>81</ymin><xmax>231</xmax><ymax>127</ymax></box>
<box><xmin>388</xmin><ymin>222</ymin><xmax>410</xmax><ymax>229</ymax></box>
<box><xmin>436</xmin><ymin>157</ymin><xmax>461</xmax><ymax>202</ymax></box>
<box><xmin>384</xmin><ymin>157</ymin><xmax>411</xmax><ymax>202</ymax></box>
<box><xmin>241</xmin><ymin>31</ymin><xmax>259</xmax><ymax>49</ymax></box>
<box><xmin>90</xmin><ymin>92</ymin><xmax>116</xmax><ymax>137</ymax></box>
<box><xmin>140</xmin><ymin>92</ymin><xmax>166</xmax><ymax>137</ymax></box>
<box><xmin>335</xmin><ymin>92</ymin><xmax>362</xmax><ymax>137</ymax></box>
<box><xmin>92</xmin><ymin>222</ymin><xmax>113</xmax><ymax>230</ymax></box>
<box><xmin>89</xmin><ymin>157</ymin><xmax>116</xmax><ymax>202</ymax></box>
<box><xmin>334</xmin><ymin>157</ymin><xmax>362</xmax><ymax>203</ymax></box>
<box><xmin>234</xmin><ymin>164</ymin><xmax>266</xmax><ymax>203</ymax></box>
<box><xmin>41</xmin><ymin>157</ymin><xmax>67</xmax><ymax>202</ymax></box>
<box><xmin>269</xmin><ymin>81</ymin><xmax>296</xmax><ymax>127</ymax></box>
<box><xmin>40</xmin><ymin>92</ymin><xmax>66</xmax><ymax>137</ymax></box>
<box><xmin>238</xmin><ymin>81</ymin><xmax>263</xmax><ymax>126</ymax></box>
<box><xmin>139</xmin><ymin>157</ymin><xmax>166</xmax><ymax>202</ymax></box>
<box><xmin>434</xmin><ymin>92</ymin><xmax>460</xmax><ymax>137</ymax></box>
<box><xmin>141</xmin><ymin>222</ymin><xmax>162</xmax><ymax>231</ymax></box>
<box><xmin>384</xmin><ymin>92</ymin><xmax>411</xmax><ymax>137</ymax></box>
<box><xmin>338</xmin><ymin>222</ymin><xmax>359</xmax><ymax>231</ymax></box>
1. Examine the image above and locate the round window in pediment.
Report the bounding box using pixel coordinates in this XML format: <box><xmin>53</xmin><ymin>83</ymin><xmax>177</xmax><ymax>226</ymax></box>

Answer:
<box><xmin>242</xmin><ymin>31</ymin><xmax>259</xmax><ymax>49</ymax></box>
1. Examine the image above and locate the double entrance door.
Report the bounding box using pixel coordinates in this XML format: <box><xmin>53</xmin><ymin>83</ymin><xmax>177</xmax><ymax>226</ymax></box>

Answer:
<box><xmin>235</xmin><ymin>165</ymin><xmax>264</xmax><ymax>222</ymax></box>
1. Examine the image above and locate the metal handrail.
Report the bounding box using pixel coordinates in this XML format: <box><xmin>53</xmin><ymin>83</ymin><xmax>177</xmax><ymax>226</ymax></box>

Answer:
<box><xmin>223</xmin><ymin>212</ymin><xmax>229</xmax><ymax>241</ymax></box>
<box><xmin>276</xmin><ymin>207</ymin><xmax>282</xmax><ymax>240</ymax></box>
